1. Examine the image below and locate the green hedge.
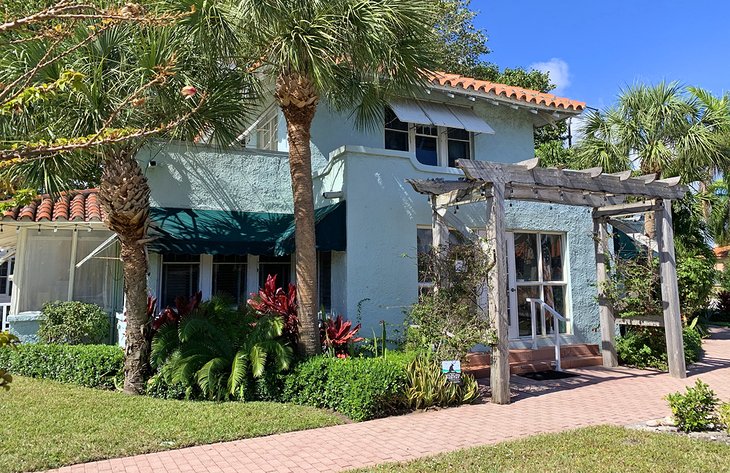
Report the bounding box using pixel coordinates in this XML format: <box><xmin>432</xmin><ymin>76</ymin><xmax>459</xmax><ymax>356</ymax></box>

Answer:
<box><xmin>0</xmin><ymin>344</ymin><xmax>123</xmax><ymax>389</ymax></box>
<box><xmin>616</xmin><ymin>326</ymin><xmax>702</xmax><ymax>370</ymax></box>
<box><xmin>284</xmin><ymin>355</ymin><xmax>412</xmax><ymax>421</ymax></box>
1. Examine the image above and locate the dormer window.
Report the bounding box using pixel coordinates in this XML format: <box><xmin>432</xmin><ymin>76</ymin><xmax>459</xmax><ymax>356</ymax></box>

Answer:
<box><xmin>384</xmin><ymin>101</ymin><xmax>493</xmax><ymax>168</ymax></box>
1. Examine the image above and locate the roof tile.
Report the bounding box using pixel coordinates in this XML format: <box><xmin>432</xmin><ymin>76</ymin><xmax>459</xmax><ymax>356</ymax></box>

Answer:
<box><xmin>428</xmin><ymin>71</ymin><xmax>586</xmax><ymax>112</ymax></box>
<box><xmin>2</xmin><ymin>189</ymin><xmax>104</xmax><ymax>224</ymax></box>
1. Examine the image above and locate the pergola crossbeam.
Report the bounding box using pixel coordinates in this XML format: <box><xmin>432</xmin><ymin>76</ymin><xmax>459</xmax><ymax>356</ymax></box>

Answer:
<box><xmin>458</xmin><ymin>160</ymin><xmax>687</xmax><ymax>200</ymax></box>
<box><xmin>593</xmin><ymin>199</ymin><xmax>663</xmax><ymax>218</ymax></box>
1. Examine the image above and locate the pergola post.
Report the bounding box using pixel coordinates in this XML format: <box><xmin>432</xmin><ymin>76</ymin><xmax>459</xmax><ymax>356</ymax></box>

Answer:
<box><xmin>485</xmin><ymin>182</ymin><xmax>510</xmax><ymax>404</ymax></box>
<box><xmin>594</xmin><ymin>218</ymin><xmax>618</xmax><ymax>367</ymax></box>
<box><xmin>431</xmin><ymin>195</ymin><xmax>450</xmax><ymax>291</ymax></box>
<box><xmin>655</xmin><ymin>200</ymin><xmax>686</xmax><ymax>378</ymax></box>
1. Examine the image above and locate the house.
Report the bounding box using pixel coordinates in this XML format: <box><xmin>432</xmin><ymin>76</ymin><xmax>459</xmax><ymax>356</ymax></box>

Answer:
<box><xmin>3</xmin><ymin>72</ymin><xmax>602</xmax><ymax>361</ymax></box>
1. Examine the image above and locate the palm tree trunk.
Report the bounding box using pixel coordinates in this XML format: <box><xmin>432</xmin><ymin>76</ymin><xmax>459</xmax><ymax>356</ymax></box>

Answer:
<box><xmin>99</xmin><ymin>147</ymin><xmax>152</xmax><ymax>394</ymax></box>
<box><xmin>644</xmin><ymin>171</ymin><xmax>662</xmax><ymax>239</ymax></box>
<box><xmin>276</xmin><ymin>73</ymin><xmax>320</xmax><ymax>356</ymax></box>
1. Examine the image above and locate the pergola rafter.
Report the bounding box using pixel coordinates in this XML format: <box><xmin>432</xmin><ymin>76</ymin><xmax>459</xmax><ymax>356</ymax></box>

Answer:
<box><xmin>408</xmin><ymin>159</ymin><xmax>689</xmax><ymax>405</ymax></box>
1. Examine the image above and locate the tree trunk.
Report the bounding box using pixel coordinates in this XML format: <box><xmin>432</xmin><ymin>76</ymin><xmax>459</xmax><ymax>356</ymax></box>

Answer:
<box><xmin>99</xmin><ymin>147</ymin><xmax>152</xmax><ymax>394</ymax></box>
<box><xmin>643</xmin><ymin>171</ymin><xmax>662</xmax><ymax>239</ymax></box>
<box><xmin>275</xmin><ymin>73</ymin><xmax>321</xmax><ymax>356</ymax></box>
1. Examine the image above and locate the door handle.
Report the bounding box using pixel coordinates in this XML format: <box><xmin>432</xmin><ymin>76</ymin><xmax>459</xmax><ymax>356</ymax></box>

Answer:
<box><xmin>509</xmin><ymin>288</ymin><xmax>516</xmax><ymax>293</ymax></box>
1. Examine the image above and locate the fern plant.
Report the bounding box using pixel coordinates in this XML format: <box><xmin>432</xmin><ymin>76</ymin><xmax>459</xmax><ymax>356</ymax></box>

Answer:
<box><xmin>150</xmin><ymin>297</ymin><xmax>293</xmax><ymax>401</ymax></box>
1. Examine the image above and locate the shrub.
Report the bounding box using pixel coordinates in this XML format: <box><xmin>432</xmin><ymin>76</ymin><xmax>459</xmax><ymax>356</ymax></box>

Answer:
<box><xmin>0</xmin><ymin>343</ymin><xmax>123</xmax><ymax>389</ymax></box>
<box><xmin>676</xmin><ymin>252</ymin><xmax>717</xmax><ymax>318</ymax></box>
<box><xmin>408</xmin><ymin>241</ymin><xmax>495</xmax><ymax>360</ymax></box>
<box><xmin>321</xmin><ymin>314</ymin><xmax>364</xmax><ymax>358</ymax></box>
<box><xmin>151</xmin><ymin>297</ymin><xmax>293</xmax><ymax>401</ymax></box>
<box><xmin>665</xmin><ymin>380</ymin><xmax>720</xmax><ymax>432</ymax></box>
<box><xmin>714</xmin><ymin>291</ymin><xmax>730</xmax><ymax>323</ymax></box>
<box><xmin>0</xmin><ymin>332</ymin><xmax>18</xmax><ymax>390</ymax></box>
<box><xmin>284</xmin><ymin>355</ymin><xmax>408</xmax><ymax>421</ymax></box>
<box><xmin>38</xmin><ymin>301</ymin><xmax>109</xmax><ymax>344</ymax></box>
<box><xmin>616</xmin><ymin>326</ymin><xmax>702</xmax><ymax>370</ymax></box>
<box><xmin>720</xmin><ymin>403</ymin><xmax>730</xmax><ymax>434</ymax></box>
<box><xmin>404</xmin><ymin>356</ymin><xmax>479</xmax><ymax>410</ymax></box>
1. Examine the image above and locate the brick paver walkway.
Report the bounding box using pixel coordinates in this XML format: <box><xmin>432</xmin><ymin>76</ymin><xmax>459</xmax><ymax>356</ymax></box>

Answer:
<box><xmin>51</xmin><ymin>328</ymin><xmax>730</xmax><ymax>473</ymax></box>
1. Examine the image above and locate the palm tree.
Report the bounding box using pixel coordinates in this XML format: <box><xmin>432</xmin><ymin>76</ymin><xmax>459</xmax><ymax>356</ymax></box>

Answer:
<box><xmin>574</xmin><ymin>82</ymin><xmax>730</xmax><ymax>237</ymax></box>
<box><xmin>227</xmin><ymin>0</ymin><xmax>438</xmax><ymax>355</ymax></box>
<box><xmin>0</xmin><ymin>0</ymin><xmax>255</xmax><ymax>393</ymax></box>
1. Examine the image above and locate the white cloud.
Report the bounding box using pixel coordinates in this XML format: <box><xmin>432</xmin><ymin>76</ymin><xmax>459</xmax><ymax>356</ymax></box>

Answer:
<box><xmin>529</xmin><ymin>58</ymin><xmax>571</xmax><ymax>95</ymax></box>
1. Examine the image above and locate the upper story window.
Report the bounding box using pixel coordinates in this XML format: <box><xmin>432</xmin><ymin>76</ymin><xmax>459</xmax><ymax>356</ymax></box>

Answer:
<box><xmin>256</xmin><ymin>107</ymin><xmax>279</xmax><ymax>151</ymax></box>
<box><xmin>384</xmin><ymin>107</ymin><xmax>472</xmax><ymax>168</ymax></box>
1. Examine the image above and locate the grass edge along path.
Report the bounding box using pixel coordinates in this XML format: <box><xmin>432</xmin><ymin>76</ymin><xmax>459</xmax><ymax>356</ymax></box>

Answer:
<box><xmin>0</xmin><ymin>376</ymin><xmax>343</xmax><ymax>473</ymax></box>
<box><xmin>353</xmin><ymin>425</ymin><xmax>730</xmax><ymax>473</ymax></box>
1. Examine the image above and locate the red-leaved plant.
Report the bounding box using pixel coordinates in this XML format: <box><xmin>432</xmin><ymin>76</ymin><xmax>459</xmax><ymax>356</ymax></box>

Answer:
<box><xmin>321</xmin><ymin>314</ymin><xmax>364</xmax><ymax>358</ymax></box>
<box><xmin>247</xmin><ymin>274</ymin><xmax>298</xmax><ymax>342</ymax></box>
<box><xmin>151</xmin><ymin>291</ymin><xmax>202</xmax><ymax>331</ymax></box>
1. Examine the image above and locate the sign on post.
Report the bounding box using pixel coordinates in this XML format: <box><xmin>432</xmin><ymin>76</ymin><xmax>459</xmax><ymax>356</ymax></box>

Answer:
<box><xmin>441</xmin><ymin>360</ymin><xmax>462</xmax><ymax>384</ymax></box>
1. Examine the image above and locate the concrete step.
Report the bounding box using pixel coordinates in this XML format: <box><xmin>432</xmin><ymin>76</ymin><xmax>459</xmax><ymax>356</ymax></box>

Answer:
<box><xmin>463</xmin><ymin>344</ymin><xmax>603</xmax><ymax>377</ymax></box>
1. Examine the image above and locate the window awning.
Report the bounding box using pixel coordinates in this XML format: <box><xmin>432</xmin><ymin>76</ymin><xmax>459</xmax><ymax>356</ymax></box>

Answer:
<box><xmin>388</xmin><ymin>100</ymin><xmax>495</xmax><ymax>134</ymax></box>
<box><xmin>148</xmin><ymin>202</ymin><xmax>346</xmax><ymax>256</ymax></box>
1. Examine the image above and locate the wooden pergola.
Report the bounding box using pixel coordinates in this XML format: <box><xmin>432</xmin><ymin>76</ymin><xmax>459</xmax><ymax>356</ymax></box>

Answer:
<box><xmin>408</xmin><ymin>158</ymin><xmax>688</xmax><ymax>405</ymax></box>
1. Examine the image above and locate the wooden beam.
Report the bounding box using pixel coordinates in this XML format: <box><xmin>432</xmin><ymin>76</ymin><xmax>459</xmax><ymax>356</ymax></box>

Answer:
<box><xmin>485</xmin><ymin>181</ymin><xmax>510</xmax><ymax>404</ymax></box>
<box><xmin>655</xmin><ymin>200</ymin><xmax>687</xmax><ymax>378</ymax></box>
<box><xmin>458</xmin><ymin>160</ymin><xmax>687</xmax><ymax>200</ymax></box>
<box><xmin>565</xmin><ymin>166</ymin><xmax>603</xmax><ymax>178</ymax></box>
<box><xmin>606</xmin><ymin>170</ymin><xmax>632</xmax><ymax>181</ymax></box>
<box><xmin>594</xmin><ymin>219</ymin><xmax>618</xmax><ymax>367</ymax></box>
<box><xmin>593</xmin><ymin>200</ymin><xmax>662</xmax><ymax>218</ymax></box>
<box><xmin>506</xmin><ymin>185</ymin><xmax>625</xmax><ymax>207</ymax></box>
<box><xmin>516</xmin><ymin>157</ymin><xmax>539</xmax><ymax>169</ymax></box>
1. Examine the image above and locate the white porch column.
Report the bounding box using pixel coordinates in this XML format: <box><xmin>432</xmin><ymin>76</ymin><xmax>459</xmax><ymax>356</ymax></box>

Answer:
<box><xmin>594</xmin><ymin>218</ymin><xmax>618</xmax><ymax>367</ymax></box>
<box><xmin>246</xmin><ymin>255</ymin><xmax>260</xmax><ymax>296</ymax></box>
<box><xmin>199</xmin><ymin>254</ymin><xmax>213</xmax><ymax>299</ymax></box>
<box><xmin>655</xmin><ymin>200</ymin><xmax>686</xmax><ymax>378</ymax></box>
<box><xmin>485</xmin><ymin>182</ymin><xmax>510</xmax><ymax>404</ymax></box>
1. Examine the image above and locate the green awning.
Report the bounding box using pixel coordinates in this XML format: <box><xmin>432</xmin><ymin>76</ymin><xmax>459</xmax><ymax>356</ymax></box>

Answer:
<box><xmin>149</xmin><ymin>202</ymin><xmax>345</xmax><ymax>256</ymax></box>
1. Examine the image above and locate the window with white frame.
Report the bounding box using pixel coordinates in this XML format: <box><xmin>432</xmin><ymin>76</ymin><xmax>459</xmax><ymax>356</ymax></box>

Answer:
<box><xmin>512</xmin><ymin>232</ymin><xmax>568</xmax><ymax>337</ymax></box>
<box><xmin>385</xmin><ymin>108</ymin><xmax>472</xmax><ymax>168</ymax></box>
<box><xmin>255</xmin><ymin>107</ymin><xmax>279</xmax><ymax>151</ymax></box>
<box><xmin>0</xmin><ymin>258</ymin><xmax>13</xmax><ymax>297</ymax></box>
<box><xmin>212</xmin><ymin>255</ymin><xmax>247</xmax><ymax>305</ymax></box>
<box><xmin>416</xmin><ymin>227</ymin><xmax>463</xmax><ymax>295</ymax></box>
<box><xmin>161</xmin><ymin>254</ymin><xmax>200</xmax><ymax>307</ymax></box>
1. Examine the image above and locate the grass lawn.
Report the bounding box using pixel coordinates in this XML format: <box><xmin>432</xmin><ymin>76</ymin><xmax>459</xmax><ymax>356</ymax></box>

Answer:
<box><xmin>0</xmin><ymin>376</ymin><xmax>343</xmax><ymax>473</ymax></box>
<box><xmin>355</xmin><ymin>425</ymin><xmax>730</xmax><ymax>473</ymax></box>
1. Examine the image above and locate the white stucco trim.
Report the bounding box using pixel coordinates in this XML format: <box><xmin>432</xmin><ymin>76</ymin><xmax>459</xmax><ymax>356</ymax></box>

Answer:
<box><xmin>320</xmin><ymin>145</ymin><xmax>466</xmax><ymax>178</ymax></box>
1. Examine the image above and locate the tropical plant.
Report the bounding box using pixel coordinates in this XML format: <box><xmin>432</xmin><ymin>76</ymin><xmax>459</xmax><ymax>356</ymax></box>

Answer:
<box><xmin>228</xmin><ymin>0</ymin><xmax>438</xmax><ymax>355</ymax></box>
<box><xmin>150</xmin><ymin>291</ymin><xmax>201</xmax><ymax>332</ymax></box>
<box><xmin>38</xmin><ymin>301</ymin><xmax>109</xmax><ymax>344</ymax></box>
<box><xmin>151</xmin><ymin>297</ymin><xmax>293</xmax><ymax>401</ymax></box>
<box><xmin>574</xmin><ymin>83</ymin><xmax>730</xmax><ymax>237</ymax></box>
<box><xmin>404</xmin><ymin>356</ymin><xmax>479</xmax><ymax>409</ymax></box>
<box><xmin>321</xmin><ymin>314</ymin><xmax>363</xmax><ymax>358</ymax></box>
<box><xmin>247</xmin><ymin>274</ymin><xmax>298</xmax><ymax>343</ymax></box>
<box><xmin>720</xmin><ymin>402</ymin><xmax>730</xmax><ymax>434</ymax></box>
<box><xmin>1</xmin><ymin>1</ymin><xmax>256</xmax><ymax>393</ymax></box>
<box><xmin>666</xmin><ymin>380</ymin><xmax>720</xmax><ymax>432</ymax></box>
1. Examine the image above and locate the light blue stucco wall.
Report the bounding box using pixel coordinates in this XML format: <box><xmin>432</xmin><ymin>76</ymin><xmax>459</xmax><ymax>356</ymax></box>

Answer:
<box><xmin>140</xmin><ymin>142</ymin><xmax>294</xmax><ymax>214</ymax></box>
<box><xmin>316</xmin><ymin>146</ymin><xmax>599</xmax><ymax>345</ymax></box>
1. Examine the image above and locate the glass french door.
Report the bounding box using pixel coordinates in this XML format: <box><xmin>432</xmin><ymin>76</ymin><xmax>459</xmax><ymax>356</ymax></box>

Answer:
<box><xmin>507</xmin><ymin>232</ymin><xmax>569</xmax><ymax>339</ymax></box>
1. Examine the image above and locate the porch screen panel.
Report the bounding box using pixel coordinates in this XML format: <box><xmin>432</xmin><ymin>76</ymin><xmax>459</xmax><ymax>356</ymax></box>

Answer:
<box><xmin>74</xmin><ymin>235</ymin><xmax>122</xmax><ymax>313</ymax></box>
<box><xmin>18</xmin><ymin>231</ymin><xmax>72</xmax><ymax>312</ymax></box>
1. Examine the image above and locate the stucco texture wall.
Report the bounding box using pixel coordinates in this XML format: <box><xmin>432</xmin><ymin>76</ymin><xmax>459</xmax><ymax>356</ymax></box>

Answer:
<box><xmin>140</xmin><ymin>142</ymin><xmax>294</xmax><ymax>214</ymax></box>
<box><xmin>326</xmin><ymin>147</ymin><xmax>599</xmax><ymax>345</ymax></box>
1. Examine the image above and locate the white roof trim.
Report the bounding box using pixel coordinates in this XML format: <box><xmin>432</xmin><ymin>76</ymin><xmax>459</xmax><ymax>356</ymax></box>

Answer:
<box><xmin>0</xmin><ymin>249</ymin><xmax>15</xmax><ymax>266</ymax></box>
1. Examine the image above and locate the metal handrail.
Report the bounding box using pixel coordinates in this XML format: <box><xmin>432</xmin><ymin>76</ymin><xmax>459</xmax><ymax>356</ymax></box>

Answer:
<box><xmin>525</xmin><ymin>298</ymin><xmax>569</xmax><ymax>371</ymax></box>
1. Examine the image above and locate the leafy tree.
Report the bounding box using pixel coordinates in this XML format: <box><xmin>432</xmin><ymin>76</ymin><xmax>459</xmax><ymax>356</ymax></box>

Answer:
<box><xmin>0</xmin><ymin>1</ymin><xmax>254</xmax><ymax>393</ymax></box>
<box><xmin>228</xmin><ymin>0</ymin><xmax>438</xmax><ymax>355</ymax></box>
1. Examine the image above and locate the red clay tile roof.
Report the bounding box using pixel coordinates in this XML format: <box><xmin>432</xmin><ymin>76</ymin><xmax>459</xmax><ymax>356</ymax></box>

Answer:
<box><xmin>2</xmin><ymin>189</ymin><xmax>105</xmax><ymax>223</ymax></box>
<box><xmin>714</xmin><ymin>245</ymin><xmax>730</xmax><ymax>258</ymax></box>
<box><xmin>428</xmin><ymin>71</ymin><xmax>586</xmax><ymax>112</ymax></box>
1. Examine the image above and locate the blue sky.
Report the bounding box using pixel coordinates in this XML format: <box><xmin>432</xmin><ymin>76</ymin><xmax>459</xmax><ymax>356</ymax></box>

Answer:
<box><xmin>471</xmin><ymin>0</ymin><xmax>730</xmax><ymax>110</ymax></box>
